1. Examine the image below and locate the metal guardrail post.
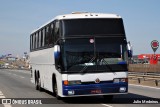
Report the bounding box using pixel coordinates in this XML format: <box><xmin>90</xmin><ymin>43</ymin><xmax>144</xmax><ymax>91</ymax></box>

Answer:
<box><xmin>155</xmin><ymin>80</ymin><xmax>158</xmax><ymax>86</ymax></box>
<box><xmin>138</xmin><ymin>78</ymin><xmax>141</xmax><ymax>84</ymax></box>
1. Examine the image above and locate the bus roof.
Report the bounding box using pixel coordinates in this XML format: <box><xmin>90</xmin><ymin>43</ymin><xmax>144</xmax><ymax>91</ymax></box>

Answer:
<box><xmin>31</xmin><ymin>13</ymin><xmax>122</xmax><ymax>34</ymax></box>
<box><xmin>55</xmin><ymin>12</ymin><xmax>121</xmax><ymax>20</ymax></box>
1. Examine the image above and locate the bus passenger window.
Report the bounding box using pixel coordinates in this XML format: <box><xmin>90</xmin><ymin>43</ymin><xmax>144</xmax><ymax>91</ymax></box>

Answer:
<box><xmin>30</xmin><ymin>35</ymin><xmax>32</xmax><ymax>51</ymax></box>
<box><xmin>37</xmin><ymin>32</ymin><xmax>40</xmax><ymax>48</ymax></box>
<box><xmin>33</xmin><ymin>34</ymin><xmax>36</xmax><ymax>49</ymax></box>
<box><xmin>42</xmin><ymin>29</ymin><xmax>45</xmax><ymax>47</ymax></box>
<box><xmin>38</xmin><ymin>31</ymin><xmax>41</xmax><ymax>48</ymax></box>
<box><xmin>36</xmin><ymin>32</ymin><xmax>38</xmax><ymax>49</ymax></box>
<box><xmin>51</xmin><ymin>23</ymin><xmax>55</xmax><ymax>45</ymax></box>
<box><xmin>45</xmin><ymin>26</ymin><xmax>49</xmax><ymax>46</ymax></box>
<box><xmin>48</xmin><ymin>24</ymin><xmax>52</xmax><ymax>46</ymax></box>
<box><xmin>54</xmin><ymin>21</ymin><xmax>59</xmax><ymax>44</ymax></box>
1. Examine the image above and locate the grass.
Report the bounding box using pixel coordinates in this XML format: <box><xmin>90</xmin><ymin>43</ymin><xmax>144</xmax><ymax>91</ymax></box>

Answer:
<box><xmin>0</xmin><ymin>60</ymin><xmax>5</xmax><ymax>64</ymax></box>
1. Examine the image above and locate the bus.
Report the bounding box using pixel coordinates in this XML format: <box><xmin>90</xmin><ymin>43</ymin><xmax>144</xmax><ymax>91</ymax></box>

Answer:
<box><xmin>30</xmin><ymin>12</ymin><xmax>132</xmax><ymax>100</ymax></box>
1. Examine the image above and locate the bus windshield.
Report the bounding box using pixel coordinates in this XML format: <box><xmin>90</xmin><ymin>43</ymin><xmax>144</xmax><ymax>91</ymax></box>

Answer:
<box><xmin>61</xmin><ymin>37</ymin><xmax>128</xmax><ymax>73</ymax></box>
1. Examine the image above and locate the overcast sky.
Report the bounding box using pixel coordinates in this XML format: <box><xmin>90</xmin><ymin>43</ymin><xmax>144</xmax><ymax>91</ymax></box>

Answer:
<box><xmin>0</xmin><ymin>0</ymin><xmax>160</xmax><ymax>56</ymax></box>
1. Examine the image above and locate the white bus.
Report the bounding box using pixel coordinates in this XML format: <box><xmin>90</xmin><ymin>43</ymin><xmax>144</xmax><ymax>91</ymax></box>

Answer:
<box><xmin>30</xmin><ymin>12</ymin><xmax>132</xmax><ymax>100</ymax></box>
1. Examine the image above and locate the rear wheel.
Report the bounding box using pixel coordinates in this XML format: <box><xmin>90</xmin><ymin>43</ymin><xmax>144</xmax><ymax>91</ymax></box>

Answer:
<box><xmin>35</xmin><ymin>74</ymin><xmax>38</xmax><ymax>90</ymax></box>
<box><xmin>35</xmin><ymin>79</ymin><xmax>38</xmax><ymax>90</ymax></box>
<box><xmin>35</xmin><ymin>72</ymin><xmax>42</xmax><ymax>91</ymax></box>
<box><xmin>37</xmin><ymin>78</ymin><xmax>42</xmax><ymax>91</ymax></box>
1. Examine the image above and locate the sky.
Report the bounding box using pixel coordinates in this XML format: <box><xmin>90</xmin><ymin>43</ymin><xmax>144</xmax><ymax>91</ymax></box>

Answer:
<box><xmin>0</xmin><ymin>0</ymin><xmax>160</xmax><ymax>56</ymax></box>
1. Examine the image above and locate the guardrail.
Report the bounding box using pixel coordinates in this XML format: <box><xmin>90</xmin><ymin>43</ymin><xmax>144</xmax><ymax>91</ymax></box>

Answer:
<box><xmin>129</xmin><ymin>72</ymin><xmax>160</xmax><ymax>86</ymax></box>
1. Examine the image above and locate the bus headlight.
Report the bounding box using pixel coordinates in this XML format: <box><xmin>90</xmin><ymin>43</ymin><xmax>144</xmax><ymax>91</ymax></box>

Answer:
<box><xmin>69</xmin><ymin>80</ymin><xmax>81</xmax><ymax>85</ymax></box>
<box><xmin>119</xmin><ymin>87</ymin><xmax>126</xmax><ymax>92</ymax></box>
<box><xmin>114</xmin><ymin>78</ymin><xmax>128</xmax><ymax>83</ymax></box>
<box><xmin>68</xmin><ymin>90</ymin><xmax>75</xmax><ymax>95</ymax></box>
<box><xmin>63</xmin><ymin>80</ymin><xmax>81</xmax><ymax>85</ymax></box>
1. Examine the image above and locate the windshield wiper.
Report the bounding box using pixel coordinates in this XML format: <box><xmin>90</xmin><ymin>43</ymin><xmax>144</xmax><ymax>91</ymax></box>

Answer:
<box><xmin>98</xmin><ymin>58</ymin><xmax>112</xmax><ymax>71</ymax></box>
<box><xmin>80</xmin><ymin>56</ymin><xmax>96</xmax><ymax>73</ymax></box>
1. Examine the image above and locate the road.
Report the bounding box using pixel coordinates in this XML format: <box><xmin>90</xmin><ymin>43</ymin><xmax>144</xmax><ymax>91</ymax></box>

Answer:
<box><xmin>0</xmin><ymin>69</ymin><xmax>159</xmax><ymax>107</ymax></box>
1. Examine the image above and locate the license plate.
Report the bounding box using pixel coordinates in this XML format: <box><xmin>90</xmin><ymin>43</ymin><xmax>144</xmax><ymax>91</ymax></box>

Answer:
<box><xmin>91</xmin><ymin>89</ymin><xmax>102</xmax><ymax>94</ymax></box>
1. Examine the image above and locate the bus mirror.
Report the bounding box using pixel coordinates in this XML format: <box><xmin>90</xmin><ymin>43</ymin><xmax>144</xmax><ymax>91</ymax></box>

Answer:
<box><xmin>54</xmin><ymin>45</ymin><xmax>60</xmax><ymax>59</ymax></box>
<box><xmin>127</xmin><ymin>42</ymin><xmax>133</xmax><ymax>58</ymax></box>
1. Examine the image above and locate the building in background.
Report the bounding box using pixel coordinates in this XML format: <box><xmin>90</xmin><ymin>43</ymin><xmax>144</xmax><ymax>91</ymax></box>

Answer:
<box><xmin>133</xmin><ymin>54</ymin><xmax>160</xmax><ymax>64</ymax></box>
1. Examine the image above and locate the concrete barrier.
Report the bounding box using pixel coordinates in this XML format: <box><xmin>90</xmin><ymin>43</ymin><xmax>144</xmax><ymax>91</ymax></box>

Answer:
<box><xmin>129</xmin><ymin>64</ymin><xmax>160</xmax><ymax>72</ymax></box>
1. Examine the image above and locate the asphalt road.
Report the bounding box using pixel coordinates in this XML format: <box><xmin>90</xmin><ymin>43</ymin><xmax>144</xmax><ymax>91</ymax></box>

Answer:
<box><xmin>0</xmin><ymin>69</ymin><xmax>159</xmax><ymax>107</ymax></box>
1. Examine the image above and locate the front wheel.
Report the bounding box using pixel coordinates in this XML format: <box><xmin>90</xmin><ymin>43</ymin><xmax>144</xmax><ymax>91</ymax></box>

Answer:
<box><xmin>53</xmin><ymin>82</ymin><xmax>61</xmax><ymax>100</ymax></box>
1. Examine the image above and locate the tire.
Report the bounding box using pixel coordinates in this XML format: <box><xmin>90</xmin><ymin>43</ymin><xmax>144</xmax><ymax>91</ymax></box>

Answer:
<box><xmin>53</xmin><ymin>81</ymin><xmax>61</xmax><ymax>100</ymax></box>
<box><xmin>37</xmin><ymin>78</ymin><xmax>42</xmax><ymax>92</ymax></box>
<box><xmin>35</xmin><ymin>77</ymin><xmax>38</xmax><ymax>90</ymax></box>
<box><xmin>103</xmin><ymin>95</ymin><xmax>113</xmax><ymax>102</ymax></box>
<box><xmin>35</xmin><ymin>82</ymin><xmax>38</xmax><ymax>90</ymax></box>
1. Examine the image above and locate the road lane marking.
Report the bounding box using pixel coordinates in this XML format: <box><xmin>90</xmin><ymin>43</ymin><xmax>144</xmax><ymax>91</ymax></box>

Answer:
<box><xmin>9</xmin><ymin>69</ymin><xmax>30</xmax><ymax>74</ymax></box>
<box><xmin>20</xmin><ymin>76</ymin><xmax>25</xmax><ymax>79</ymax></box>
<box><xmin>0</xmin><ymin>96</ymin><xmax>6</xmax><ymax>98</ymax></box>
<box><xmin>0</xmin><ymin>91</ymin><xmax>5</xmax><ymax>98</ymax></box>
<box><xmin>101</xmin><ymin>104</ymin><xmax>113</xmax><ymax>107</ymax></box>
<box><xmin>14</xmin><ymin>74</ymin><xmax>25</xmax><ymax>79</ymax></box>
<box><xmin>5</xmin><ymin>71</ymin><xmax>26</xmax><ymax>80</ymax></box>
<box><xmin>0</xmin><ymin>91</ymin><xmax>4</xmax><ymax>96</ymax></box>
<box><xmin>129</xmin><ymin>84</ymin><xmax>160</xmax><ymax>90</ymax></box>
<box><xmin>10</xmin><ymin>73</ymin><xmax>25</xmax><ymax>79</ymax></box>
<box><xmin>13</xmin><ymin>74</ymin><xmax>17</xmax><ymax>76</ymax></box>
<box><xmin>4</xmin><ymin>105</ymin><xmax>12</xmax><ymax>107</ymax></box>
<box><xmin>0</xmin><ymin>90</ymin><xmax>12</xmax><ymax>107</ymax></box>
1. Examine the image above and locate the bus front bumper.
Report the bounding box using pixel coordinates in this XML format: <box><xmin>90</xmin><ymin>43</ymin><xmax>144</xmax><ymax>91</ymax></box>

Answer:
<box><xmin>62</xmin><ymin>82</ymin><xmax>128</xmax><ymax>96</ymax></box>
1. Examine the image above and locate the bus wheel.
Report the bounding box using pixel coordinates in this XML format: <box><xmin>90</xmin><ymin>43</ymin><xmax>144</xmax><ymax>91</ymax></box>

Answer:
<box><xmin>35</xmin><ymin>76</ymin><xmax>38</xmax><ymax>90</ymax></box>
<box><xmin>37</xmin><ymin>78</ymin><xmax>42</xmax><ymax>91</ymax></box>
<box><xmin>103</xmin><ymin>95</ymin><xmax>113</xmax><ymax>102</ymax></box>
<box><xmin>53</xmin><ymin>82</ymin><xmax>61</xmax><ymax>100</ymax></box>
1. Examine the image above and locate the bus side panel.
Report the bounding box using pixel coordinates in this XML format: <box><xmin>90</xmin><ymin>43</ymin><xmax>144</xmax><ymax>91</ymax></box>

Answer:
<box><xmin>30</xmin><ymin>48</ymin><xmax>56</xmax><ymax>91</ymax></box>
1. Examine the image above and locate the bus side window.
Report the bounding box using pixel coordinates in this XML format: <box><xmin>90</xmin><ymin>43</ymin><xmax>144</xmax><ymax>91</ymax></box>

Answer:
<box><xmin>54</xmin><ymin>21</ymin><xmax>60</xmax><ymax>44</ymax></box>
<box><xmin>33</xmin><ymin>34</ymin><xmax>36</xmax><ymax>49</ymax></box>
<box><xmin>45</xmin><ymin>26</ymin><xmax>49</xmax><ymax>46</ymax></box>
<box><xmin>50</xmin><ymin>23</ymin><xmax>55</xmax><ymax>46</ymax></box>
<box><xmin>37</xmin><ymin>31</ymin><xmax>40</xmax><ymax>49</ymax></box>
<box><xmin>36</xmin><ymin>32</ymin><xmax>38</xmax><ymax>49</ymax></box>
<box><xmin>39</xmin><ymin>30</ymin><xmax>41</xmax><ymax>48</ymax></box>
<box><xmin>30</xmin><ymin>35</ymin><xmax>32</xmax><ymax>51</ymax></box>
<box><xmin>44</xmin><ymin>27</ymin><xmax>46</xmax><ymax>47</ymax></box>
<box><xmin>40</xmin><ymin>29</ymin><xmax>43</xmax><ymax>48</ymax></box>
<box><xmin>42</xmin><ymin>28</ymin><xmax>45</xmax><ymax>47</ymax></box>
<box><xmin>48</xmin><ymin>24</ymin><xmax>52</xmax><ymax>46</ymax></box>
<box><xmin>32</xmin><ymin>35</ymin><xmax>34</xmax><ymax>50</ymax></box>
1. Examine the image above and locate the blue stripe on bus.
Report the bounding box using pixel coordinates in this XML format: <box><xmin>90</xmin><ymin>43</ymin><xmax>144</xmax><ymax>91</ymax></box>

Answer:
<box><xmin>54</xmin><ymin>51</ymin><xmax>60</xmax><ymax>59</ymax></box>
<box><xmin>62</xmin><ymin>82</ymin><xmax>128</xmax><ymax>96</ymax></box>
<box><xmin>118</xmin><ymin>61</ymin><xmax>127</xmax><ymax>64</ymax></box>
